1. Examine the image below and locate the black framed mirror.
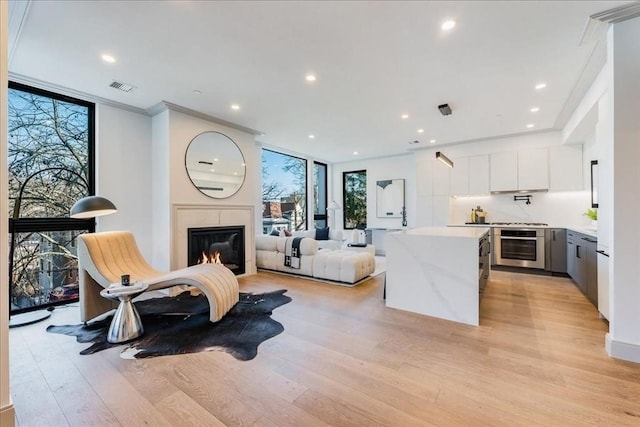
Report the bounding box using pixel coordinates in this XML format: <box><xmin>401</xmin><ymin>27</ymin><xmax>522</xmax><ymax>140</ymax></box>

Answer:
<box><xmin>590</xmin><ymin>160</ymin><xmax>598</xmax><ymax>208</ymax></box>
<box><xmin>185</xmin><ymin>131</ymin><xmax>246</xmax><ymax>199</ymax></box>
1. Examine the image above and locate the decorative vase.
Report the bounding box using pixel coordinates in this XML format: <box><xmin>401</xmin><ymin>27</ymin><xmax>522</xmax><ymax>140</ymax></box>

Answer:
<box><xmin>591</xmin><ymin>219</ymin><xmax>598</xmax><ymax>229</ymax></box>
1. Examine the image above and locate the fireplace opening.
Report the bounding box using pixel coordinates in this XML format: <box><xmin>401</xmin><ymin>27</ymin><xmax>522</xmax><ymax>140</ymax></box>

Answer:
<box><xmin>187</xmin><ymin>226</ymin><xmax>245</xmax><ymax>275</ymax></box>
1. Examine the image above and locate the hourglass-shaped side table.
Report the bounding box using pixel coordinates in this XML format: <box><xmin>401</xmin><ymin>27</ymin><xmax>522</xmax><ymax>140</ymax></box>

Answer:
<box><xmin>99</xmin><ymin>283</ymin><xmax>149</xmax><ymax>344</ymax></box>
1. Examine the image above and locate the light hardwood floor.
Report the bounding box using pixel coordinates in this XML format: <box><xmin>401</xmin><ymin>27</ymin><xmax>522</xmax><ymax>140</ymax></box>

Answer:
<box><xmin>9</xmin><ymin>270</ymin><xmax>640</xmax><ymax>426</ymax></box>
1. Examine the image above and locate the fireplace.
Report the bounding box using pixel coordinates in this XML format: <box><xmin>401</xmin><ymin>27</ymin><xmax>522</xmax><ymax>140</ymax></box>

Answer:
<box><xmin>187</xmin><ymin>226</ymin><xmax>245</xmax><ymax>275</ymax></box>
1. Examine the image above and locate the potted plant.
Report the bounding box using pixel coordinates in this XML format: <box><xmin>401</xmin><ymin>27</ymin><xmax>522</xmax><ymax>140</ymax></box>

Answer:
<box><xmin>583</xmin><ymin>208</ymin><xmax>598</xmax><ymax>228</ymax></box>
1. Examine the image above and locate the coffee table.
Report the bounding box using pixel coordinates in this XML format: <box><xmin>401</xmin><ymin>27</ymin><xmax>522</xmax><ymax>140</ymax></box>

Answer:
<box><xmin>99</xmin><ymin>283</ymin><xmax>149</xmax><ymax>343</ymax></box>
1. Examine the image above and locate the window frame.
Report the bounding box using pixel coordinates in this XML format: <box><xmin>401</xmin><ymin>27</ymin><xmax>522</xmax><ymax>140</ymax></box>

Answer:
<box><xmin>342</xmin><ymin>169</ymin><xmax>367</xmax><ymax>230</ymax></box>
<box><xmin>261</xmin><ymin>148</ymin><xmax>309</xmax><ymax>232</ymax></box>
<box><xmin>313</xmin><ymin>161</ymin><xmax>328</xmax><ymax>229</ymax></box>
<box><xmin>8</xmin><ymin>82</ymin><xmax>96</xmax><ymax>314</ymax></box>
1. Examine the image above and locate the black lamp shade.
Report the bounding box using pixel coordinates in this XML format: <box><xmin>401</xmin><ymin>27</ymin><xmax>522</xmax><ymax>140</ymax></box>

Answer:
<box><xmin>70</xmin><ymin>196</ymin><xmax>117</xmax><ymax>219</ymax></box>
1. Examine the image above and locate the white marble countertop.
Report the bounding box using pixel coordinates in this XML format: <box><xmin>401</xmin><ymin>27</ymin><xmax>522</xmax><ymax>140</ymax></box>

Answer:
<box><xmin>565</xmin><ymin>226</ymin><xmax>597</xmax><ymax>238</ymax></box>
<box><xmin>390</xmin><ymin>226</ymin><xmax>490</xmax><ymax>239</ymax></box>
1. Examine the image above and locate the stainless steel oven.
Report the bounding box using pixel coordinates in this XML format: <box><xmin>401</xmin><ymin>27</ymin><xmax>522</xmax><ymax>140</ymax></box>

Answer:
<box><xmin>493</xmin><ymin>228</ymin><xmax>545</xmax><ymax>269</ymax></box>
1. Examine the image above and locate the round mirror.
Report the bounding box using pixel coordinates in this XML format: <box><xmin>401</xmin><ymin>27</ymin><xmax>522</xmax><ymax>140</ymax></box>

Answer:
<box><xmin>185</xmin><ymin>131</ymin><xmax>246</xmax><ymax>199</ymax></box>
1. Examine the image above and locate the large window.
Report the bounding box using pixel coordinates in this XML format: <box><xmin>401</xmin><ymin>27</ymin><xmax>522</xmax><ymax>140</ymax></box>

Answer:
<box><xmin>8</xmin><ymin>82</ymin><xmax>95</xmax><ymax>313</ymax></box>
<box><xmin>261</xmin><ymin>149</ymin><xmax>307</xmax><ymax>233</ymax></box>
<box><xmin>343</xmin><ymin>170</ymin><xmax>367</xmax><ymax>229</ymax></box>
<box><xmin>313</xmin><ymin>161</ymin><xmax>328</xmax><ymax>229</ymax></box>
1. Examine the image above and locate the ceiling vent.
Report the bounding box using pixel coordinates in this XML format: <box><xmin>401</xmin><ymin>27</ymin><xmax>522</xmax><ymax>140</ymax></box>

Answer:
<box><xmin>407</xmin><ymin>140</ymin><xmax>421</xmax><ymax>145</ymax></box>
<box><xmin>109</xmin><ymin>80</ymin><xmax>136</xmax><ymax>93</ymax></box>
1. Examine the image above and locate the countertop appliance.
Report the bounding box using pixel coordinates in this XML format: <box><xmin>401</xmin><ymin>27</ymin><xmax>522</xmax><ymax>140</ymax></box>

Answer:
<box><xmin>493</xmin><ymin>227</ymin><xmax>546</xmax><ymax>269</ymax></box>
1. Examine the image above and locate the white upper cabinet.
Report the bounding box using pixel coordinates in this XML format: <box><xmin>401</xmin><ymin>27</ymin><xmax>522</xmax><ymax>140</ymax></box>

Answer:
<box><xmin>432</xmin><ymin>157</ymin><xmax>451</xmax><ymax>196</ymax></box>
<box><xmin>490</xmin><ymin>151</ymin><xmax>518</xmax><ymax>192</ymax></box>
<box><xmin>450</xmin><ymin>157</ymin><xmax>469</xmax><ymax>195</ymax></box>
<box><xmin>450</xmin><ymin>155</ymin><xmax>490</xmax><ymax>196</ymax></box>
<box><xmin>549</xmin><ymin>145</ymin><xmax>583</xmax><ymax>191</ymax></box>
<box><xmin>490</xmin><ymin>149</ymin><xmax>549</xmax><ymax>192</ymax></box>
<box><xmin>518</xmin><ymin>148</ymin><xmax>549</xmax><ymax>190</ymax></box>
<box><xmin>468</xmin><ymin>155</ymin><xmax>490</xmax><ymax>195</ymax></box>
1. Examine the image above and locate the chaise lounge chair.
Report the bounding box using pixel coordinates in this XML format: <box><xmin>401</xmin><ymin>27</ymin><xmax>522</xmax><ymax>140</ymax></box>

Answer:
<box><xmin>77</xmin><ymin>231</ymin><xmax>239</xmax><ymax>323</ymax></box>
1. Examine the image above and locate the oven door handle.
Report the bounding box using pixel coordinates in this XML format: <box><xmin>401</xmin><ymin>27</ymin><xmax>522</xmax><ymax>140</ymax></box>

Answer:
<box><xmin>500</xmin><ymin>236</ymin><xmax>539</xmax><ymax>241</ymax></box>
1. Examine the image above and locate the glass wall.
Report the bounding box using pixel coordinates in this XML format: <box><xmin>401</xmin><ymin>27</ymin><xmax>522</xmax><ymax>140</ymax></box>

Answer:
<box><xmin>8</xmin><ymin>82</ymin><xmax>95</xmax><ymax>313</ymax></box>
<box><xmin>343</xmin><ymin>170</ymin><xmax>367</xmax><ymax>229</ymax></box>
<box><xmin>261</xmin><ymin>149</ymin><xmax>308</xmax><ymax>233</ymax></box>
<box><xmin>313</xmin><ymin>161</ymin><xmax>327</xmax><ymax>229</ymax></box>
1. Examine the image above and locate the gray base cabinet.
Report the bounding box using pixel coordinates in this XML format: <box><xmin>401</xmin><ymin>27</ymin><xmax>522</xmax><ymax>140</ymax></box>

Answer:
<box><xmin>546</xmin><ymin>228</ymin><xmax>567</xmax><ymax>273</ymax></box>
<box><xmin>566</xmin><ymin>230</ymin><xmax>598</xmax><ymax>307</ymax></box>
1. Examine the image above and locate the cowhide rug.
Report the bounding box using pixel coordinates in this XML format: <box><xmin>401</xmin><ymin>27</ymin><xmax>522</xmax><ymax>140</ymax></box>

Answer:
<box><xmin>47</xmin><ymin>289</ymin><xmax>291</xmax><ymax>361</ymax></box>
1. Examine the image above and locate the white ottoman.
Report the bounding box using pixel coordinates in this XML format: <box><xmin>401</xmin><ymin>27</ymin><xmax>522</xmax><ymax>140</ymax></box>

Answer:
<box><xmin>313</xmin><ymin>250</ymin><xmax>375</xmax><ymax>283</ymax></box>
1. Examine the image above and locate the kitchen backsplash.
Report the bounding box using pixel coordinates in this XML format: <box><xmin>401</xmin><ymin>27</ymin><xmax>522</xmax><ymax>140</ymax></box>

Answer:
<box><xmin>449</xmin><ymin>191</ymin><xmax>592</xmax><ymax>226</ymax></box>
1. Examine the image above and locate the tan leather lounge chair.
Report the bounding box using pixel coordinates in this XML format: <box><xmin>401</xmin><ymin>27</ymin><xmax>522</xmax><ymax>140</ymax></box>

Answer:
<box><xmin>77</xmin><ymin>231</ymin><xmax>239</xmax><ymax>323</ymax></box>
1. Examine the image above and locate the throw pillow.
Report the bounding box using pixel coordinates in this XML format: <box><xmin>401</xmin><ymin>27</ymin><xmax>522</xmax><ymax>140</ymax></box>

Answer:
<box><xmin>270</xmin><ymin>230</ymin><xmax>280</xmax><ymax>236</ymax></box>
<box><xmin>315</xmin><ymin>227</ymin><xmax>330</xmax><ymax>241</ymax></box>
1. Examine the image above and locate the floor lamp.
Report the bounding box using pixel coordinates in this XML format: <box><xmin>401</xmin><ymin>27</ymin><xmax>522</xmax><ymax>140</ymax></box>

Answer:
<box><xmin>327</xmin><ymin>200</ymin><xmax>341</xmax><ymax>230</ymax></box>
<box><xmin>8</xmin><ymin>167</ymin><xmax>117</xmax><ymax>327</ymax></box>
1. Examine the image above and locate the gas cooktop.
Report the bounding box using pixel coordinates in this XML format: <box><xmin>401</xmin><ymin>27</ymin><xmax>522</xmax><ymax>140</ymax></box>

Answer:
<box><xmin>490</xmin><ymin>222</ymin><xmax>548</xmax><ymax>226</ymax></box>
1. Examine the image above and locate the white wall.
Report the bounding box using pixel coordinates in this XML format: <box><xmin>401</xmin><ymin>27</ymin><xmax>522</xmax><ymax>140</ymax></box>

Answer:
<box><xmin>332</xmin><ymin>154</ymin><xmax>417</xmax><ymax>230</ymax></box>
<box><xmin>608</xmin><ymin>18</ymin><xmax>640</xmax><ymax>362</ymax></box>
<box><xmin>96</xmin><ymin>104</ymin><xmax>153</xmax><ymax>256</ymax></box>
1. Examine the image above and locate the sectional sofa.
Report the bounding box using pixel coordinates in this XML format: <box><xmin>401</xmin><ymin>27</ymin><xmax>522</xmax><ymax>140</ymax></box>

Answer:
<box><xmin>255</xmin><ymin>235</ymin><xmax>375</xmax><ymax>284</ymax></box>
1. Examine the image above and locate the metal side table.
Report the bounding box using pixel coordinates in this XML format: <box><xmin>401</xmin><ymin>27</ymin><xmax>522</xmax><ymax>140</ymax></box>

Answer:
<box><xmin>100</xmin><ymin>283</ymin><xmax>149</xmax><ymax>344</ymax></box>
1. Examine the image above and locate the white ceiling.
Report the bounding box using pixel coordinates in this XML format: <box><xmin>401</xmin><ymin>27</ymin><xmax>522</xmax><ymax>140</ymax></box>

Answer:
<box><xmin>8</xmin><ymin>0</ymin><xmax>633</xmax><ymax>163</ymax></box>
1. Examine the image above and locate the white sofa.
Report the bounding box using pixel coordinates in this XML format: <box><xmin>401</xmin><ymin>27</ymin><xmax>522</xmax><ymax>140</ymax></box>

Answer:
<box><xmin>291</xmin><ymin>228</ymin><xmax>344</xmax><ymax>251</ymax></box>
<box><xmin>256</xmin><ymin>235</ymin><xmax>375</xmax><ymax>284</ymax></box>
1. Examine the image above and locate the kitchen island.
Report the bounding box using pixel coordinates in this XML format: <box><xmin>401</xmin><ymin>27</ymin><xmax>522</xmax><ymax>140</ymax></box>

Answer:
<box><xmin>385</xmin><ymin>226</ymin><xmax>490</xmax><ymax>326</ymax></box>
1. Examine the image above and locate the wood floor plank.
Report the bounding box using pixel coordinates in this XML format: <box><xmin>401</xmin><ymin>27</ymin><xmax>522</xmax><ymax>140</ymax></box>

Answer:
<box><xmin>9</xmin><ymin>269</ymin><xmax>640</xmax><ymax>426</ymax></box>
<box><xmin>18</xmin><ymin>318</ymin><xmax>120</xmax><ymax>426</ymax></box>
<box><xmin>154</xmin><ymin>389</ymin><xmax>227</xmax><ymax>426</ymax></box>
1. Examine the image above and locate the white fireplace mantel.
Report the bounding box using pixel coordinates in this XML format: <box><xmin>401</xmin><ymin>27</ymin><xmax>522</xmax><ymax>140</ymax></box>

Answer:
<box><xmin>172</xmin><ymin>204</ymin><xmax>256</xmax><ymax>275</ymax></box>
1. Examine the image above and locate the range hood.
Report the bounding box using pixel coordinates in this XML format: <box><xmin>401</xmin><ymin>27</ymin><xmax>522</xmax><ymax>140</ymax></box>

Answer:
<box><xmin>490</xmin><ymin>189</ymin><xmax>549</xmax><ymax>195</ymax></box>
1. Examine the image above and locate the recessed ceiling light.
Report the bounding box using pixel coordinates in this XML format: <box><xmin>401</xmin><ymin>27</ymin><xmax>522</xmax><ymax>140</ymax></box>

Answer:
<box><xmin>530</xmin><ymin>107</ymin><xmax>540</xmax><ymax>113</ymax></box>
<box><xmin>430</xmin><ymin>139</ymin><xmax>436</xmax><ymax>144</ymax></box>
<box><xmin>401</xmin><ymin>114</ymin><xmax>409</xmax><ymax>119</ymax></box>
<box><xmin>234</xmin><ymin>172</ymin><xmax>238</xmax><ymax>176</ymax></box>
<box><xmin>214</xmin><ymin>158</ymin><xmax>219</xmax><ymax>162</ymax></box>
<box><xmin>417</xmin><ymin>129</ymin><xmax>425</xmax><ymax>133</ymax></box>
<box><xmin>101</xmin><ymin>54</ymin><xmax>116</xmax><ymax>63</ymax></box>
<box><xmin>526</xmin><ymin>123</ymin><xmax>535</xmax><ymax>128</ymax></box>
<box><xmin>231</xmin><ymin>104</ymin><xmax>240</xmax><ymax>110</ymax></box>
<box><xmin>210</xmin><ymin>169</ymin><xmax>215</xmax><ymax>172</ymax></box>
<box><xmin>241</xmin><ymin>163</ymin><xmax>246</xmax><ymax>167</ymax></box>
<box><xmin>535</xmin><ymin>83</ymin><xmax>547</xmax><ymax>90</ymax></box>
<box><xmin>441</xmin><ymin>20</ymin><xmax>456</xmax><ymax>31</ymax></box>
<box><xmin>353</xmin><ymin>151</ymin><xmax>359</xmax><ymax>155</ymax></box>
<box><xmin>305</xmin><ymin>74</ymin><xmax>316</xmax><ymax>82</ymax></box>
<box><xmin>309</xmin><ymin>134</ymin><xmax>315</xmax><ymax>139</ymax></box>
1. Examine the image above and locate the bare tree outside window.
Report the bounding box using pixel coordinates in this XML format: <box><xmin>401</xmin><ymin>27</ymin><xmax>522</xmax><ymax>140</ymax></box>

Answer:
<box><xmin>261</xmin><ymin>149</ymin><xmax>307</xmax><ymax>233</ymax></box>
<box><xmin>8</xmin><ymin>83</ymin><xmax>94</xmax><ymax>313</ymax></box>
<box><xmin>343</xmin><ymin>170</ymin><xmax>367</xmax><ymax>229</ymax></box>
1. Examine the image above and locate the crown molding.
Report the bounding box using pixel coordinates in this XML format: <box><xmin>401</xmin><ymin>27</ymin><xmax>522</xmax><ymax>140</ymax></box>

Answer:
<box><xmin>8</xmin><ymin>72</ymin><xmax>149</xmax><ymax>115</ymax></box>
<box><xmin>147</xmin><ymin>101</ymin><xmax>263</xmax><ymax>136</ymax></box>
<box><xmin>556</xmin><ymin>3</ymin><xmax>640</xmax><ymax>131</ymax></box>
<box><xmin>8</xmin><ymin>0</ymin><xmax>31</xmax><ymax>66</ymax></box>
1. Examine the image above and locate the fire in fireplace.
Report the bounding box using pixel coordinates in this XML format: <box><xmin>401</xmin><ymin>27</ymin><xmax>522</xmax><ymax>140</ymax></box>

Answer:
<box><xmin>187</xmin><ymin>226</ymin><xmax>245</xmax><ymax>275</ymax></box>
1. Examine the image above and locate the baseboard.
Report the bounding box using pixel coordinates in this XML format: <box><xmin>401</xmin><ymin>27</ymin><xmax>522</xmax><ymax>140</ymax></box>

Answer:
<box><xmin>0</xmin><ymin>403</ymin><xmax>15</xmax><ymax>427</ymax></box>
<box><xmin>257</xmin><ymin>268</ymin><xmax>381</xmax><ymax>288</ymax></box>
<box><xmin>605</xmin><ymin>333</ymin><xmax>640</xmax><ymax>363</ymax></box>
